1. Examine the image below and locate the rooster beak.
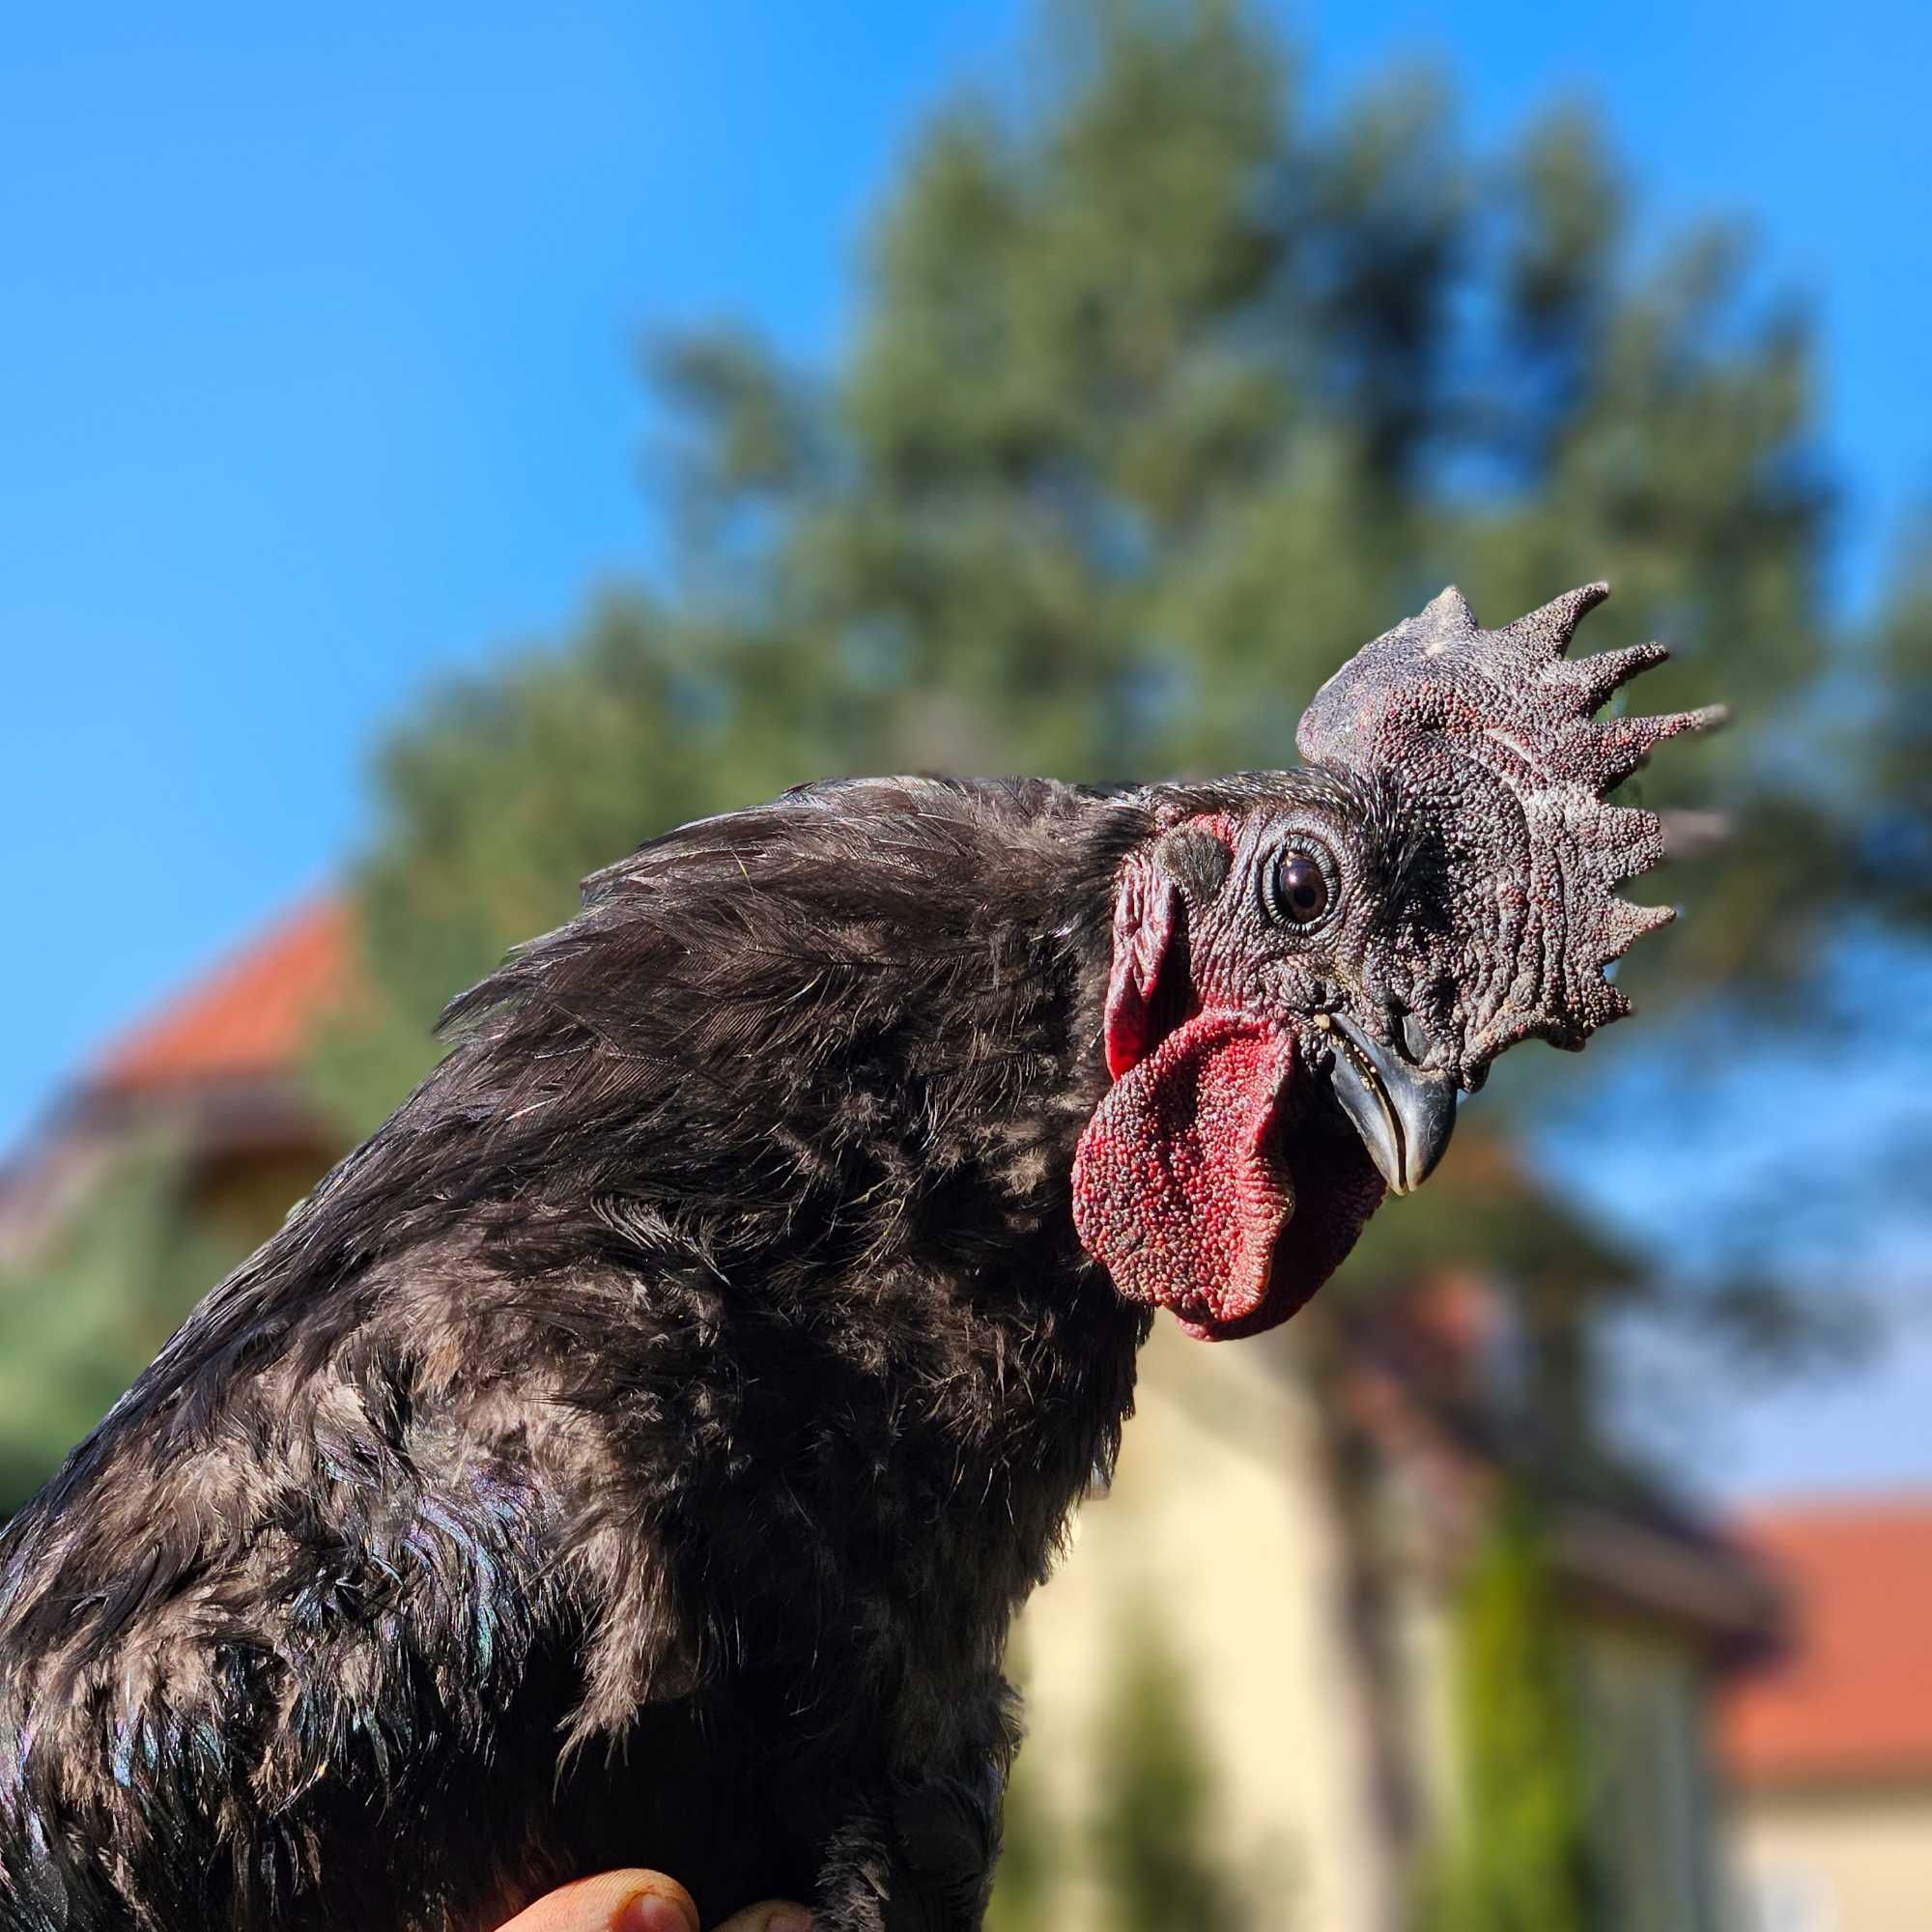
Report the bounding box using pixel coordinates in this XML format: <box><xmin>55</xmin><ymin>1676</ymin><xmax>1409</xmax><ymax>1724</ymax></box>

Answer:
<box><xmin>1316</xmin><ymin>1011</ymin><xmax>1458</xmax><ymax>1197</ymax></box>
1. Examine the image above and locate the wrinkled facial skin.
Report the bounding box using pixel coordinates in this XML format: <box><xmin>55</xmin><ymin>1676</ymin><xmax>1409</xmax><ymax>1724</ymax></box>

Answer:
<box><xmin>1073</xmin><ymin>581</ymin><xmax>1722</xmax><ymax>1342</ymax></box>
<box><xmin>1072</xmin><ymin>781</ymin><xmax>1426</xmax><ymax>1341</ymax></box>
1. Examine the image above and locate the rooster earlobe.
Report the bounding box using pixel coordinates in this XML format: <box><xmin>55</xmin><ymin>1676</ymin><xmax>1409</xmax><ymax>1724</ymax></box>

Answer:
<box><xmin>1103</xmin><ymin>863</ymin><xmax>1183</xmax><ymax>1081</ymax></box>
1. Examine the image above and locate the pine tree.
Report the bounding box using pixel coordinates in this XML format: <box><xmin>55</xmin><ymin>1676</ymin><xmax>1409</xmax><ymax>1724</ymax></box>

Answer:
<box><xmin>1089</xmin><ymin>1605</ymin><xmax>1254</xmax><ymax>1932</ymax></box>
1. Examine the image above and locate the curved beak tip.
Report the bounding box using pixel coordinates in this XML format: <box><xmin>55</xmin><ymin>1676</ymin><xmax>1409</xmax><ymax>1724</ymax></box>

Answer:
<box><xmin>1321</xmin><ymin>1014</ymin><xmax>1459</xmax><ymax>1197</ymax></box>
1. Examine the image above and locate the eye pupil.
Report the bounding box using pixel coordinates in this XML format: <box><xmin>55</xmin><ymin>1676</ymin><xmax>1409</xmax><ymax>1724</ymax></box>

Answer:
<box><xmin>1276</xmin><ymin>854</ymin><xmax>1330</xmax><ymax>924</ymax></box>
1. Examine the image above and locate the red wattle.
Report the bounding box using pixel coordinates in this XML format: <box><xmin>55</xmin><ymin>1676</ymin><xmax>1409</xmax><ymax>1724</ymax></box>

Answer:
<box><xmin>1071</xmin><ymin>1012</ymin><xmax>1295</xmax><ymax>1336</ymax></box>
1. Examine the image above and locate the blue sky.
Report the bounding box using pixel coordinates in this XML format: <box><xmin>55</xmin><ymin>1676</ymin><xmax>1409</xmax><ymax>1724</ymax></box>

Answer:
<box><xmin>1536</xmin><ymin>935</ymin><xmax>1932</xmax><ymax>1503</ymax></box>
<box><xmin>3</xmin><ymin>2</ymin><xmax>1927</xmax><ymax>1497</ymax></box>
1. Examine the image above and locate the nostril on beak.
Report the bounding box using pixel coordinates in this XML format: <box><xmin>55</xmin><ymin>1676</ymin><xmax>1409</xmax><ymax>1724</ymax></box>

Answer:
<box><xmin>1398</xmin><ymin>1010</ymin><xmax>1435</xmax><ymax>1067</ymax></box>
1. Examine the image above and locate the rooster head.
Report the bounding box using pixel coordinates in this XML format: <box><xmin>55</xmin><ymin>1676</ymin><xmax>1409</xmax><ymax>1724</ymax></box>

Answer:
<box><xmin>1072</xmin><ymin>582</ymin><xmax>1724</xmax><ymax>1340</ymax></box>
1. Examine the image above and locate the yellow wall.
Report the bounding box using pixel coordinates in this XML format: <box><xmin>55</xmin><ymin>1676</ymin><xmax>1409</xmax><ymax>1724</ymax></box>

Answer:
<box><xmin>1730</xmin><ymin>1783</ymin><xmax>1932</xmax><ymax>1932</ymax></box>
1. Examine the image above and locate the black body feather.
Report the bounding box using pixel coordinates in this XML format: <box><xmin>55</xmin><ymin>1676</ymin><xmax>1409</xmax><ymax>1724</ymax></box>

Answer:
<box><xmin>0</xmin><ymin>778</ymin><xmax>1155</xmax><ymax>1931</ymax></box>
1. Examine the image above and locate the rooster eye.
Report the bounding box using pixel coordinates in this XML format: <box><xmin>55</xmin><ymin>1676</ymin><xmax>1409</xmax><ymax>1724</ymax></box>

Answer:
<box><xmin>1267</xmin><ymin>849</ymin><xmax>1334</xmax><ymax>927</ymax></box>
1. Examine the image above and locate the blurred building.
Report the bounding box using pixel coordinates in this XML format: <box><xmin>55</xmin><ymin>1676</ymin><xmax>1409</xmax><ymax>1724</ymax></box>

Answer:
<box><xmin>0</xmin><ymin>899</ymin><xmax>347</xmax><ymax>1266</ymax></box>
<box><xmin>1020</xmin><ymin>1297</ymin><xmax>1779</xmax><ymax>1931</ymax></box>
<box><xmin>0</xmin><ymin>901</ymin><xmax>1785</xmax><ymax>1931</ymax></box>
<box><xmin>1721</xmin><ymin>1500</ymin><xmax>1932</xmax><ymax>1932</ymax></box>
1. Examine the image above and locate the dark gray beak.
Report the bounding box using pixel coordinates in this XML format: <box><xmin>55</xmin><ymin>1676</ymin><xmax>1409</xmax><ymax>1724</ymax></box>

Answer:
<box><xmin>1320</xmin><ymin>1012</ymin><xmax>1458</xmax><ymax>1196</ymax></box>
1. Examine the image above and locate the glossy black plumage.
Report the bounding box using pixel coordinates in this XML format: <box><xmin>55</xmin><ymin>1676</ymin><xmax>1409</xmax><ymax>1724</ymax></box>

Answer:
<box><xmin>0</xmin><ymin>778</ymin><xmax>1153</xmax><ymax>1932</ymax></box>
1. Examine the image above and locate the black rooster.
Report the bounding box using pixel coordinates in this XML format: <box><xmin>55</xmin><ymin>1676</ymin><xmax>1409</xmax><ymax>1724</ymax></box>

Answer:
<box><xmin>0</xmin><ymin>586</ymin><xmax>1719</xmax><ymax>1930</ymax></box>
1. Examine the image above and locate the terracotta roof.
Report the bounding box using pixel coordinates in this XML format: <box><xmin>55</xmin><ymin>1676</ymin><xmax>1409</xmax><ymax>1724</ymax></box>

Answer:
<box><xmin>1719</xmin><ymin>1497</ymin><xmax>1932</xmax><ymax>1789</ymax></box>
<box><xmin>88</xmin><ymin>898</ymin><xmax>353</xmax><ymax>1095</ymax></box>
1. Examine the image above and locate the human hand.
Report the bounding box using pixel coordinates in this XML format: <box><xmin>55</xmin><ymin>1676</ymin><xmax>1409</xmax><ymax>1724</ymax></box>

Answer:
<box><xmin>494</xmin><ymin>1868</ymin><xmax>810</xmax><ymax>1932</ymax></box>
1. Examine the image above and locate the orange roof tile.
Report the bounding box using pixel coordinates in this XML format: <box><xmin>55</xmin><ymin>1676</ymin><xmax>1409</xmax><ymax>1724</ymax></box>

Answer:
<box><xmin>89</xmin><ymin>898</ymin><xmax>354</xmax><ymax>1094</ymax></box>
<box><xmin>1719</xmin><ymin>1497</ymin><xmax>1932</xmax><ymax>1789</ymax></box>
